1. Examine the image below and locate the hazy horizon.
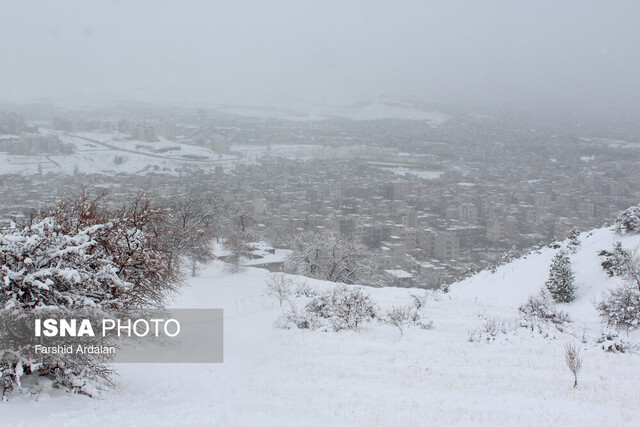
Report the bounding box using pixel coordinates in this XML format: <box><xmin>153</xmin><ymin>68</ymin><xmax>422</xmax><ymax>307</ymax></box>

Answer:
<box><xmin>1</xmin><ymin>0</ymin><xmax>639</xmax><ymax>121</ymax></box>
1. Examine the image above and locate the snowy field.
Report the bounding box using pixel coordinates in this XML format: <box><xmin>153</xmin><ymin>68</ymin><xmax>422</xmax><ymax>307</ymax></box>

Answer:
<box><xmin>3</xmin><ymin>226</ymin><xmax>640</xmax><ymax>426</ymax></box>
<box><xmin>0</xmin><ymin>130</ymin><xmax>237</xmax><ymax>176</ymax></box>
<box><xmin>380</xmin><ymin>166</ymin><xmax>445</xmax><ymax>181</ymax></box>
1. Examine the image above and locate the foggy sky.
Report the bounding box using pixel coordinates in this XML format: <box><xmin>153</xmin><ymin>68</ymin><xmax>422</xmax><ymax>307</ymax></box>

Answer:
<box><xmin>1</xmin><ymin>0</ymin><xmax>639</xmax><ymax>118</ymax></box>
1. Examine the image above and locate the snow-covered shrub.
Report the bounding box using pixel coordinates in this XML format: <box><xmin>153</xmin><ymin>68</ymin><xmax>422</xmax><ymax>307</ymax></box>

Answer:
<box><xmin>596</xmin><ymin>284</ymin><xmax>640</xmax><ymax>335</ymax></box>
<box><xmin>599</xmin><ymin>242</ymin><xmax>633</xmax><ymax>278</ymax></box>
<box><xmin>598</xmin><ymin>242</ymin><xmax>640</xmax><ymax>289</ymax></box>
<box><xmin>487</xmin><ymin>247</ymin><xmax>524</xmax><ymax>274</ymax></box>
<box><xmin>0</xmin><ymin>308</ymin><xmax>114</xmax><ymax>399</ymax></box>
<box><xmin>439</xmin><ymin>282</ymin><xmax>451</xmax><ymax>293</ymax></box>
<box><xmin>564</xmin><ymin>343</ymin><xmax>583</xmax><ymax>388</ymax></box>
<box><xmin>0</xmin><ymin>194</ymin><xmax>181</xmax><ymax>398</ymax></box>
<box><xmin>409</xmin><ymin>290</ymin><xmax>441</xmax><ymax>309</ymax></box>
<box><xmin>519</xmin><ymin>288</ymin><xmax>572</xmax><ymax>331</ymax></box>
<box><xmin>278</xmin><ymin>285</ymin><xmax>376</xmax><ymax>332</ymax></box>
<box><xmin>468</xmin><ymin>314</ymin><xmax>516</xmax><ymax>343</ymax></box>
<box><xmin>36</xmin><ymin>193</ymin><xmax>181</xmax><ymax>307</ymax></box>
<box><xmin>265</xmin><ymin>274</ymin><xmax>293</xmax><ymax>306</ymax></box>
<box><xmin>549</xmin><ymin>241</ymin><xmax>562</xmax><ymax>250</ymax></box>
<box><xmin>293</xmin><ymin>280</ymin><xmax>317</xmax><ymax>298</ymax></box>
<box><xmin>567</xmin><ymin>228</ymin><xmax>581</xmax><ymax>253</ymax></box>
<box><xmin>595</xmin><ymin>329</ymin><xmax>636</xmax><ymax>353</ymax></box>
<box><xmin>385</xmin><ymin>304</ymin><xmax>433</xmax><ymax>336</ymax></box>
<box><xmin>501</xmin><ymin>246</ymin><xmax>522</xmax><ymax>264</ymax></box>
<box><xmin>617</xmin><ymin>205</ymin><xmax>640</xmax><ymax>234</ymax></box>
<box><xmin>545</xmin><ymin>250</ymin><xmax>576</xmax><ymax>303</ymax></box>
<box><xmin>386</xmin><ymin>306</ymin><xmax>413</xmax><ymax>336</ymax></box>
<box><xmin>410</xmin><ymin>291</ymin><xmax>430</xmax><ymax>310</ymax></box>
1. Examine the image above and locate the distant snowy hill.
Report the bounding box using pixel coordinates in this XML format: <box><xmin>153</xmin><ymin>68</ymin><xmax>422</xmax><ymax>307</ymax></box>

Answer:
<box><xmin>4</xmin><ymin>225</ymin><xmax>640</xmax><ymax>425</ymax></box>
<box><xmin>216</xmin><ymin>102</ymin><xmax>449</xmax><ymax>125</ymax></box>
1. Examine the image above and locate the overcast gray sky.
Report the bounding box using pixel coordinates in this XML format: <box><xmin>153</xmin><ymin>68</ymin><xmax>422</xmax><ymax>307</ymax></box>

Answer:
<box><xmin>1</xmin><ymin>0</ymin><xmax>639</xmax><ymax>117</ymax></box>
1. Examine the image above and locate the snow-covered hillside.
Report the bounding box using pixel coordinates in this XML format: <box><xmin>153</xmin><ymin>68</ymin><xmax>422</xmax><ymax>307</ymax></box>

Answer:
<box><xmin>3</xmin><ymin>226</ymin><xmax>640</xmax><ymax>426</ymax></box>
<box><xmin>451</xmin><ymin>226</ymin><xmax>640</xmax><ymax>326</ymax></box>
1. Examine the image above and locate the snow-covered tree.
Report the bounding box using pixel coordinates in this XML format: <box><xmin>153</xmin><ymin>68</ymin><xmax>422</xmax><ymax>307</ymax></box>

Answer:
<box><xmin>223</xmin><ymin>232</ymin><xmax>252</xmax><ymax>273</ymax></box>
<box><xmin>545</xmin><ymin>250</ymin><xmax>576</xmax><ymax>303</ymax></box>
<box><xmin>285</xmin><ymin>230</ymin><xmax>368</xmax><ymax>284</ymax></box>
<box><xmin>265</xmin><ymin>274</ymin><xmax>293</xmax><ymax>306</ymax></box>
<box><xmin>229</xmin><ymin>202</ymin><xmax>255</xmax><ymax>234</ymax></box>
<box><xmin>164</xmin><ymin>191</ymin><xmax>224</xmax><ymax>276</ymax></box>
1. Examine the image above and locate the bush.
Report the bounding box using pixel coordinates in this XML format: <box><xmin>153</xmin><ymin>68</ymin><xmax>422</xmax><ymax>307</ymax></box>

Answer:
<box><xmin>599</xmin><ymin>242</ymin><xmax>633</xmax><ymax>277</ymax></box>
<box><xmin>596</xmin><ymin>284</ymin><xmax>640</xmax><ymax>335</ymax></box>
<box><xmin>564</xmin><ymin>343</ymin><xmax>583</xmax><ymax>388</ymax></box>
<box><xmin>519</xmin><ymin>288</ymin><xmax>572</xmax><ymax>329</ymax></box>
<box><xmin>567</xmin><ymin>228</ymin><xmax>581</xmax><ymax>253</ymax></box>
<box><xmin>470</xmin><ymin>290</ymin><xmax>574</xmax><ymax>345</ymax></box>
<box><xmin>385</xmin><ymin>303</ymin><xmax>433</xmax><ymax>336</ymax></box>
<box><xmin>617</xmin><ymin>205</ymin><xmax>640</xmax><ymax>234</ymax></box>
<box><xmin>596</xmin><ymin>329</ymin><xmax>636</xmax><ymax>353</ymax></box>
<box><xmin>292</xmin><ymin>281</ymin><xmax>317</xmax><ymax>298</ymax></box>
<box><xmin>468</xmin><ymin>314</ymin><xmax>515</xmax><ymax>343</ymax></box>
<box><xmin>278</xmin><ymin>285</ymin><xmax>377</xmax><ymax>332</ymax></box>
<box><xmin>0</xmin><ymin>194</ymin><xmax>181</xmax><ymax>398</ymax></box>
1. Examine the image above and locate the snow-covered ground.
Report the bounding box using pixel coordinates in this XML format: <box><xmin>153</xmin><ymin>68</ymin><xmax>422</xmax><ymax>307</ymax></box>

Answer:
<box><xmin>0</xmin><ymin>130</ymin><xmax>237</xmax><ymax>176</ymax></box>
<box><xmin>4</xmin><ymin>226</ymin><xmax>640</xmax><ymax>426</ymax></box>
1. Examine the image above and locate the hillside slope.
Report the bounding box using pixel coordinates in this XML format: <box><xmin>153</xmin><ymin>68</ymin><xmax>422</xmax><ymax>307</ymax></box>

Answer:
<box><xmin>3</xmin><ymin>226</ymin><xmax>640</xmax><ymax>426</ymax></box>
<box><xmin>451</xmin><ymin>226</ymin><xmax>640</xmax><ymax>326</ymax></box>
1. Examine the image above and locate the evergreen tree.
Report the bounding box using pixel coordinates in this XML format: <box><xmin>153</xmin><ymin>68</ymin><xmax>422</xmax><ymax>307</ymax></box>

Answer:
<box><xmin>545</xmin><ymin>250</ymin><xmax>576</xmax><ymax>302</ymax></box>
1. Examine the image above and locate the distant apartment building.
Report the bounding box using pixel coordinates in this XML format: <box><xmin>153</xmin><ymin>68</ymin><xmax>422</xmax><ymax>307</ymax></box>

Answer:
<box><xmin>458</xmin><ymin>202</ymin><xmax>478</xmax><ymax>223</ymax></box>
<box><xmin>487</xmin><ymin>216</ymin><xmax>518</xmax><ymax>242</ymax></box>
<box><xmin>384</xmin><ymin>180</ymin><xmax>409</xmax><ymax>201</ymax></box>
<box><xmin>377</xmin><ymin>241</ymin><xmax>406</xmax><ymax>271</ymax></box>
<box><xmin>417</xmin><ymin>229</ymin><xmax>434</xmax><ymax>258</ymax></box>
<box><xmin>433</xmin><ymin>232</ymin><xmax>460</xmax><ymax>261</ymax></box>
